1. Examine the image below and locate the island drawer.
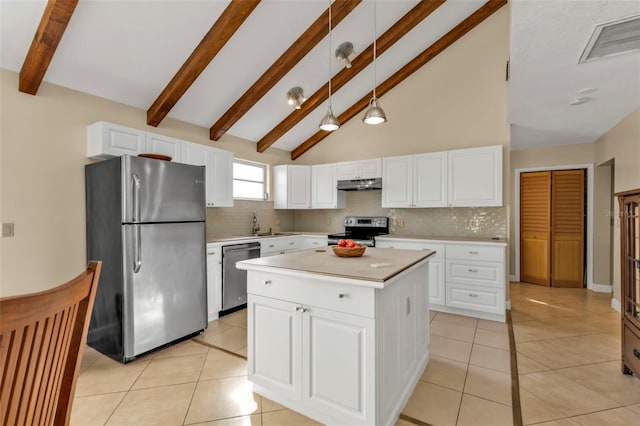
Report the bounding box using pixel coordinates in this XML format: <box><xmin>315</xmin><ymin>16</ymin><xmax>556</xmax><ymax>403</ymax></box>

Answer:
<box><xmin>446</xmin><ymin>283</ymin><xmax>502</xmax><ymax>314</ymax></box>
<box><xmin>247</xmin><ymin>271</ymin><xmax>375</xmax><ymax>318</ymax></box>
<box><xmin>446</xmin><ymin>244</ymin><xmax>504</xmax><ymax>262</ymax></box>
<box><xmin>445</xmin><ymin>259</ymin><xmax>503</xmax><ymax>288</ymax></box>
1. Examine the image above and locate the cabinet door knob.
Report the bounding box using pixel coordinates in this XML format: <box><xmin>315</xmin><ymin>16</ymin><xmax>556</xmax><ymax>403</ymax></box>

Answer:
<box><xmin>295</xmin><ymin>306</ymin><xmax>303</xmax><ymax>312</ymax></box>
<box><xmin>468</xmin><ymin>293</ymin><xmax>478</xmax><ymax>298</ymax></box>
<box><xmin>468</xmin><ymin>268</ymin><xmax>478</xmax><ymax>273</ymax></box>
<box><xmin>263</xmin><ymin>280</ymin><xmax>272</xmax><ymax>286</ymax></box>
<box><xmin>469</xmin><ymin>251</ymin><xmax>479</xmax><ymax>255</ymax></box>
<box><xmin>338</xmin><ymin>293</ymin><xmax>347</xmax><ymax>299</ymax></box>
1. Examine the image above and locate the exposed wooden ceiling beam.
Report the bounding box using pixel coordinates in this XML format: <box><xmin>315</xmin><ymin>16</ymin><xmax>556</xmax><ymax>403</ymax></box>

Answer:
<box><xmin>19</xmin><ymin>0</ymin><xmax>78</xmax><ymax>95</ymax></box>
<box><xmin>209</xmin><ymin>0</ymin><xmax>362</xmax><ymax>141</ymax></box>
<box><xmin>290</xmin><ymin>0</ymin><xmax>508</xmax><ymax>160</ymax></box>
<box><xmin>147</xmin><ymin>0</ymin><xmax>261</xmax><ymax>127</ymax></box>
<box><xmin>256</xmin><ymin>0</ymin><xmax>447</xmax><ymax>153</ymax></box>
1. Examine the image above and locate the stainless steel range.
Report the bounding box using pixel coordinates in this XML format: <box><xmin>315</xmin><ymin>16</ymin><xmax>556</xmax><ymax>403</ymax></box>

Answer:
<box><xmin>327</xmin><ymin>216</ymin><xmax>389</xmax><ymax>247</ymax></box>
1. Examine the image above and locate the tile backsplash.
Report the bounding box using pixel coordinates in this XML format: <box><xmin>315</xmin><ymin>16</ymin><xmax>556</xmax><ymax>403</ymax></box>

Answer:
<box><xmin>206</xmin><ymin>191</ymin><xmax>506</xmax><ymax>240</ymax></box>
<box><xmin>292</xmin><ymin>191</ymin><xmax>507</xmax><ymax>238</ymax></box>
<box><xmin>206</xmin><ymin>200</ymin><xmax>294</xmax><ymax>238</ymax></box>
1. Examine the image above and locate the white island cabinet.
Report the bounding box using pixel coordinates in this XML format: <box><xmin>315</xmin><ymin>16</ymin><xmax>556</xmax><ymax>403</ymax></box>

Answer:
<box><xmin>237</xmin><ymin>248</ymin><xmax>433</xmax><ymax>426</ymax></box>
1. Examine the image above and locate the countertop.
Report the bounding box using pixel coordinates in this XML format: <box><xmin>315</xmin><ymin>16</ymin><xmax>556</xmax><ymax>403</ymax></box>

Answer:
<box><xmin>207</xmin><ymin>231</ymin><xmax>326</xmax><ymax>244</ymax></box>
<box><xmin>375</xmin><ymin>235</ymin><xmax>507</xmax><ymax>245</ymax></box>
<box><xmin>236</xmin><ymin>247</ymin><xmax>434</xmax><ymax>285</ymax></box>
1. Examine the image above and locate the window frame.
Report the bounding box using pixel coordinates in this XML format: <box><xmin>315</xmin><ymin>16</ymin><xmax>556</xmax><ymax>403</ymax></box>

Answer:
<box><xmin>232</xmin><ymin>159</ymin><xmax>268</xmax><ymax>201</ymax></box>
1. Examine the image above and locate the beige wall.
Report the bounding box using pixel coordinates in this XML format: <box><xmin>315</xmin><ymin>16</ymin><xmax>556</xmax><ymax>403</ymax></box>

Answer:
<box><xmin>0</xmin><ymin>69</ymin><xmax>291</xmax><ymax>296</ymax></box>
<box><xmin>594</xmin><ymin>107</ymin><xmax>640</xmax><ymax>303</ymax></box>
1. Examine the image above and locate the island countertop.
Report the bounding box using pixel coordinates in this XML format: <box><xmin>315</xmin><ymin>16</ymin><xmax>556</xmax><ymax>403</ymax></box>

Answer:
<box><xmin>236</xmin><ymin>247</ymin><xmax>434</xmax><ymax>288</ymax></box>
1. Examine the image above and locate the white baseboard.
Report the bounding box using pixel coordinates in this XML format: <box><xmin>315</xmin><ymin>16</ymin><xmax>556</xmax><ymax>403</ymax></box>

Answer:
<box><xmin>611</xmin><ymin>298</ymin><xmax>621</xmax><ymax>313</ymax></box>
<box><xmin>505</xmin><ymin>300</ymin><xmax>511</xmax><ymax>310</ymax></box>
<box><xmin>590</xmin><ymin>283</ymin><xmax>613</xmax><ymax>293</ymax></box>
<box><xmin>509</xmin><ymin>274</ymin><xmax>517</xmax><ymax>283</ymax></box>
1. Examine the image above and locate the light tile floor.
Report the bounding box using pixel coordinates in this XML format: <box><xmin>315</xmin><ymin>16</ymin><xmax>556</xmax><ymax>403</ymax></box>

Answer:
<box><xmin>510</xmin><ymin>282</ymin><xmax>640</xmax><ymax>425</ymax></box>
<box><xmin>72</xmin><ymin>309</ymin><xmax>513</xmax><ymax>425</ymax></box>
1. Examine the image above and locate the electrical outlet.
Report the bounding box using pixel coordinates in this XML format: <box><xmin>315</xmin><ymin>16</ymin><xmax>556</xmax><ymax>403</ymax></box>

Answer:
<box><xmin>2</xmin><ymin>223</ymin><xmax>15</xmax><ymax>237</ymax></box>
<box><xmin>398</xmin><ymin>218</ymin><xmax>404</xmax><ymax>227</ymax></box>
<box><xmin>392</xmin><ymin>218</ymin><xmax>397</xmax><ymax>226</ymax></box>
<box><xmin>326</xmin><ymin>216</ymin><xmax>331</xmax><ymax>225</ymax></box>
<box><xmin>275</xmin><ymin>218</ymin><xmax>280</xmax><ymax>225</ymax></box>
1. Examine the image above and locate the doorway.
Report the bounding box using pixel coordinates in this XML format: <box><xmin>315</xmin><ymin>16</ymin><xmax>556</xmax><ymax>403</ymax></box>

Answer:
<box><xmin>520</xmin><ymin>169</ymin><xmax>586</xmax><ymax>288</ymax></box>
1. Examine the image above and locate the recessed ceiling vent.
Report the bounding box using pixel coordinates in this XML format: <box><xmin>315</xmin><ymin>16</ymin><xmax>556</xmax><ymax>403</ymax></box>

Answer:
<box><xmin>579</xmin><ymin>13</ymin><xmax>640</xmax><ymax>63</ymax></box>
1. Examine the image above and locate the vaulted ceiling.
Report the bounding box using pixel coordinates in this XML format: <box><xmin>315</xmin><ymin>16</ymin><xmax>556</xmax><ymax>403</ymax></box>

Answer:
<box><xmin>1</xmin><ymin>0</ymin><xmax>639</xmax><ymax>158</ymax></box>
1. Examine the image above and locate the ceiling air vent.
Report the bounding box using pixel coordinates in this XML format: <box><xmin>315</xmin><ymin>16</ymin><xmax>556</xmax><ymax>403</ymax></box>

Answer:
<box><xmin>578</xmin><ymin>13</ymin><xmax>640</xmax><ymax>63</ymax></box>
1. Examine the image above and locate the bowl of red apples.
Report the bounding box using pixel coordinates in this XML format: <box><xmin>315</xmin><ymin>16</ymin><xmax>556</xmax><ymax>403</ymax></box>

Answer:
<box><xmin>332</xmin><ymin>239</ymin><xmax>366</xmax><ymax>257</ymax></box>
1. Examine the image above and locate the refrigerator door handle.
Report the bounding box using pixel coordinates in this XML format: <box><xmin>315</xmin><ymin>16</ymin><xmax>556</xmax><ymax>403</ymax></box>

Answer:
<box><xmin>132</xmin><ymin>173</ymin><xmax>141</xmax><ymax>223</ymax></box>
<box><xmin>133</xmin><ymin>224</ymin><xmax>142</xmax><ymax>273</ymax></box>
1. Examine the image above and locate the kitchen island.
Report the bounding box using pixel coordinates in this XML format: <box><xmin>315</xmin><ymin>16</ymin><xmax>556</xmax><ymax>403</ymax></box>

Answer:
<box><xmin>237</xmin><ymin>247</ymin><xmax>434</xmax><ymax>426</ymax></box>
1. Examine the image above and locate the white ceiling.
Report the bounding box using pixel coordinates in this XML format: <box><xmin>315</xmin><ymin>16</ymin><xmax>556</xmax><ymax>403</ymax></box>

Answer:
<box><xmin>1</xmin><ymin>1</ymin><xmax>639</xmax><ymax>153</ymax></box>
<box><xmin>509</xmin><ymin>0</ymin><xmax>640</xmax><ymax>150</ymax></box>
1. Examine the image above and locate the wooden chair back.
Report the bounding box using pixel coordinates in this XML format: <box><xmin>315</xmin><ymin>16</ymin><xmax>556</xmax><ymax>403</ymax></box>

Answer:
<box><xmin>1</xmin><ymin>261</ymin><xmax>102</xmax><ymax>426</ymax></box>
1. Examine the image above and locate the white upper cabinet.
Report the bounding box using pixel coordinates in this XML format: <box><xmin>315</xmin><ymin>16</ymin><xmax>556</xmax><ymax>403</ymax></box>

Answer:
<box><xmin>208</xmin><ymin>147</ymin><xmax>234</xmax><ymax>207</ymax></box>
<box><xmin>336</xmin><ymin>159</ymin><xmax>381</xmax><ymax>180</ymax></box>
<box><xmin>87</xmin><ymin>122</ymin><xmax>145</xmax><ymax>159</ymax></box>
<box><xmin>382</xmin><ymin>152</ymin><xmax>447</xmax><ymax>208</ymax></box>
<box><xmin>273</xmin><ymin>165</ymin><xmax>311</xmax><ymax>209</ymax></box>
<box><xmin>144</xmin><ymin>133</ymin><xmax>181</xmax><ymax>161</ymax></box>
<box><xmin>381</xmin><ymin>155</ymin><xmax>413</xmax><ymax>208</ymax></box>
<box><xmin>311</xmin><ymin>164</ymin><xmax>345</xmax><ymax>209</ymax></box>
<box><xmin>180</xmin><ymin>140</ymin><xmax>209</xmax><ymax>167</ymax></box>
<box><xmin>414</xmin><ymin>152</ymin><xmax>448</xmax><ymax>207</ymax></box>
<box><xmin>182</xmin><ymin>142</ymin><xmax>234</xmax><ymax>207</ymax></box>
<box><xmin>448</xmin><ymin>145</ymin><xmax>502</xmax><ymax>207</ymax></box>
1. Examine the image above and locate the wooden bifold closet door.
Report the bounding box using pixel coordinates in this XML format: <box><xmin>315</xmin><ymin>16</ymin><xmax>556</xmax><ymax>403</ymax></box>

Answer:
<box><xmin>520</xmin><ymin>170</ymin><xmax>585</xmax><ymax>288</ymax></box>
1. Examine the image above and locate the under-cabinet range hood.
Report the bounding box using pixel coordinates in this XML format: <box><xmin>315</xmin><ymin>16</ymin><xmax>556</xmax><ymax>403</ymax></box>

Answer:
<box><xmin>337</xmin><ymin>177</ymin><xmax>382</xmax><ymax>191</ymax></box>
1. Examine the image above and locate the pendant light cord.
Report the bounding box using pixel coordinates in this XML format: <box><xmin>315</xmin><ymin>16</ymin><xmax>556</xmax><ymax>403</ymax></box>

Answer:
<box><xmin>328</xmin><ymin>0</ymin><xmax>332</xmax><ymax>108</ymax></box>
<box><xmin>373</xmin><ymin>0</ymin><xmax>377</xmax><ymax>100</ymax></box>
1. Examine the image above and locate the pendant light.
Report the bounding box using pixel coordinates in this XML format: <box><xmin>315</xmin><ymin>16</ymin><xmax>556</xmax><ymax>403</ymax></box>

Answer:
<box><xmin>362</xmin><ymin>0</ymin><xmax>387</xmax><ymax>125</ymax></box>
<box><xmin>319</xmin><ymin>0</ymin><xmax>340</xmax><ymax>132</ymax></box>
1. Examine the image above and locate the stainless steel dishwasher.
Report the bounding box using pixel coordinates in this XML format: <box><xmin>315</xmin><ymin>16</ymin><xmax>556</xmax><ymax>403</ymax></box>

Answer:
<box><xmin>221</xmin><ymin>242</ymin><xmax>261</xmax><ymax>315</ymax></box>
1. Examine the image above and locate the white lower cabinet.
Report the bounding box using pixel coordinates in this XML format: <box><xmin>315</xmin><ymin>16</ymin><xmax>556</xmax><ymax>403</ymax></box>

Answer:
<box><xmin>299</xmin><ymin>236</ymin><xmax>327</xmax><ymax>250</ymax></box>
<box><xmin>206</xmin><ymin>245</ymin><xmax>222</xmax><ymax>321</ymax></box>
<box><xmin>246</xmin><ymin>261</ymin><xmax>429</xmax><ymax>425</ymax></box>
<box><xmin>260</xmin><ymin>237</ymin><xmax>301</xmax><ymax>257</ymax></box>
<box><xmin>376</xmin><ymin>237</ymin><xmax>506</xmax><ymax>322</ymax></box>
<box><xmin>375</xmin><ymin>240</ymin><xmax>445</xmax><ymax>306</ymax></box>
<box><xmin>248</xmin><ymin>291</ymin><xmax>374</xmax><ymax>424</ymax></box>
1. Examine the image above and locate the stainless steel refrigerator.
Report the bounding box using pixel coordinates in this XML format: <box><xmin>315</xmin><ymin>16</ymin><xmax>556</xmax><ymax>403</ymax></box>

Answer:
<box><xmin>85</xmin><ymin>155</ymin><xmax>207</xmax><ymax>363</ymax></box>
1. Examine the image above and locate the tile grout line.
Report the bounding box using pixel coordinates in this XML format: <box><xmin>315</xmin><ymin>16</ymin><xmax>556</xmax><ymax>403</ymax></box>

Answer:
<box><xmin>398</xmin><ymin>412</ymin><xmax>436</xmax><ymax>426</ymax></box>
<box><xmin>191</xmin><ymin>338</ymin><xmax>248</xmax><ymax>360</ymax></box>
<box><xmin>507</xmin><ymin>310</ymin><xmax>524</xmax><ymax>426</ymax></box>
<box><xmin>181</xmin><ymin>349</ymin><xmax>211</xmax><ymax>425</ymax></box>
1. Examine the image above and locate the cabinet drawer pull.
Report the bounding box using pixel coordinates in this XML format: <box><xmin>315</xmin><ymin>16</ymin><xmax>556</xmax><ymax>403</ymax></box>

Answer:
<box><xmin>263</xmin><ymin>280</ymin><xmax>272</xmax><ymax>286</ymax></box>
<box><xmin>468</xmin><ymin>293</ymin><xmax>478</xmax><ymax>298</ymax></box>
<box><xmin>338</xmin><ymin>293</ymin><xmax>347</xmax><ymax>299</ymax></box>
<box><xmin>634</xmin><ymin>349</ymin><xmax>640</xmax><ymax>360</ymax></box>
<box><xmin>268</xmin><ymin>244</ymin><xmax>274</xmax><ymax>248</ymax></box>
<box><xmin>468</xmin><ymin>251</ymin><xmax>479</xmax><ymax>255</ymax></box>
<box><xmin>289</xmin><ymin>242</ymin><xmax>295</xmax><ymax>245</ymax></box>
<box><xmin>295</xmin><ymin>306</ymin><xmax>302</xmax><ymax>312</ymax></box>
<box><xmin>468</xmin><ymin>268</ymin><xmax>478</xmax><ymax>273</ymax></box>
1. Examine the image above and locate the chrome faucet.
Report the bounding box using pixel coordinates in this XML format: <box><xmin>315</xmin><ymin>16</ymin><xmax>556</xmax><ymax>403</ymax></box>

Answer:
<box><xmin>252</xmin><ymin>210</ymin><xmax>260</xmax><ymax>234</ymax></box>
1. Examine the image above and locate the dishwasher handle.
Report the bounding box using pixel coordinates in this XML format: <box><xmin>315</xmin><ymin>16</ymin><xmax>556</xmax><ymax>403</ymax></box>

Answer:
<box><xmin>223</xmin><ymin>244</ymin><xmax>261</xmax><ymax>254</ymax></box>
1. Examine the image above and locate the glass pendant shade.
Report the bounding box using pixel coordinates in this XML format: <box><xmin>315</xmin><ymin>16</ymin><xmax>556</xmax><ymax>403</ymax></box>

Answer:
<box><xmin>362</xmin><ymin>98</ymin><xmax>387</xmax><ymax>125</ymax></box>
<box><xmin>319</xmin><ymin>107</ymin><xmax>340</xmax><ymax>131</ymax></box>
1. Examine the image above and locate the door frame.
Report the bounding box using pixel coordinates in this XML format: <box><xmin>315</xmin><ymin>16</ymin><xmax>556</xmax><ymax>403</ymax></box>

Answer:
<box><xmin>514</xmin><ymin>163</ymin><xmax>598</xmax><ymax>291</ymax></box>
